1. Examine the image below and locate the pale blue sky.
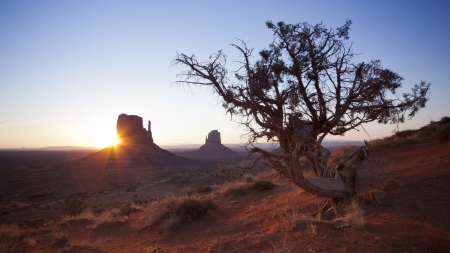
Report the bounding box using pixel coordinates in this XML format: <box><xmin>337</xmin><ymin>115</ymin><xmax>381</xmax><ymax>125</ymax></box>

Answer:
<box><xmin>1</xmin><ymin>0</ymin><xmax>449</xmax><ymax>148</ymax></box>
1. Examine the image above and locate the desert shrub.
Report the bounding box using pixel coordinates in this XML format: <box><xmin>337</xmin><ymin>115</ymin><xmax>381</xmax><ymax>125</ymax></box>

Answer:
<box><xmin>197</xmin><ymin>186</ymin><xmax>213</xmax><ymax>194</ymax></box>
<box><xmin>434</xmin><ymin>123</ymin><xmax>450</xmax><ymax>143</ymax></box>
<box><xmin>62</xmin><ymin>196</ymin><xmax>85</xmax><ymax>217</ymax></box>
<box><xmin>252</xmin><ymin>180</ymin><xmax>275</xmax><ymax>191</ymax></box>
<box><xmin>173</xmin><ymin>199</ymin><xmax>217</xmax><ymax>223</ymax></box>
<box><xmin>226</xmin><ymin>187</ymin><xmax>246</xmax><ymax>197</ymax></box>
<box><xmin>439</xmin><ymin>116</ymin><xmax>450</xmax><ymax>124</ymax></box>
<box><xmin>394</xmin><ymin>129</ymin><xmax>417</xmax><ymax>139</ymax></box>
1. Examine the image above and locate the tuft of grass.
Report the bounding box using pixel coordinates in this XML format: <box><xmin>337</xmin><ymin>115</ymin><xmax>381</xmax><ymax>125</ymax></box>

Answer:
<box><xmin>226</xmin><ymin>187</ymin><xmax>246</xmax><ymax>197</ymax></box>
<box><xmin>252</xmin><ymin>180</ymin><xmax>275</xmax><ymax>191</ymax></box>
<box><xmin>62</xmin><ymin>196</ymin><xmax>85</xmax><ymax>217</ymax></box>
<box><xmin>344</xmin><ymin>199</ymin><xmax>365</xmax><ymax>230</ymax></box>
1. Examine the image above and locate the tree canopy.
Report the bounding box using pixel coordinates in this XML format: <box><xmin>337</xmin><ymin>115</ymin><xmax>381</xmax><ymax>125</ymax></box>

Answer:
<box><xmin>173</xmin><ymin>20</ymin><xmax>431</xmax><ymax>199</ymax></box>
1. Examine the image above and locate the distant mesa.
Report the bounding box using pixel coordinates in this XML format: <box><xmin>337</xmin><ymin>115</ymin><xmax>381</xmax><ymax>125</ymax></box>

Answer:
<box><xmin>181</xmin><ymin>130</ymin><xmax>237</xmax><ymax>155</ymax></box>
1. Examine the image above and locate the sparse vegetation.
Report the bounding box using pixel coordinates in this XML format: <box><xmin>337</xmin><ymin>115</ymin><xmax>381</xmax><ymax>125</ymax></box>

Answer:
<box><xmin>252</xmin><ymin>180</ymin><xmax>275</xmax><ymax>191</ymax></box>
<box><xmin>226</xmin><ymin>187</ymin><xmax>246</xmax><ymax>197</ymax></box>
<box><xmin>173</xmin><ymin>199</ymin><xmax>217</xmax><ymax>222</ymax></box>
<box><xmin>62</xmin><ymin>195</ymin><xmax>85</xmax><ymax>217</ymax></box>
<box><xmin>0</xmin><ymin>223</ymin><xmax>38</xmax><ymax>253</ymax></box>
<box><xmin>342</xmin><ymin>199</ymin><xmax>365</xmax><ymax>230</ymax></box>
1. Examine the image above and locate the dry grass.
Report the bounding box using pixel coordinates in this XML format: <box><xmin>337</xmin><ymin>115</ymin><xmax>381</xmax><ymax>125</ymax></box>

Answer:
<box><xmin>343</xmin><ymin>199</ymin><xmax>365</xmax><ymax>230</ymax></box>
<box><xmin>0</xmin><ymin>223</ymin><xmax>39</xmax><ymax>253</ymax></box>
<box><xmin>213</xmin><ymin>181</ymin><xmax>247</xmax><ymax>196</ymax></box>
<box><xmin>134</xmin><ymin>193</ymin><xmax>217</xmax><ymax>230</ymax></box>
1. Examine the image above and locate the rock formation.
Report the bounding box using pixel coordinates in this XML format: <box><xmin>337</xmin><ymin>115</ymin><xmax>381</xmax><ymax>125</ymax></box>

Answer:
<box><xmin>84</xmin><ymin>114</ymin><xmax>192</xmax><ymax>166</ymax></box>
<box><xmin>117</xmin><ymin>114</ymin><xmax>153</xmax><ymax>144</ymax></box>
<box><xmin>181</xmin><ymin>130</ymin><xmax>238</xmax><ymax>155</ymax></box>
<box><xmin>205</xmin><ymin>130</ymin><xmax>221</xmax><ymax>144</ymax></box>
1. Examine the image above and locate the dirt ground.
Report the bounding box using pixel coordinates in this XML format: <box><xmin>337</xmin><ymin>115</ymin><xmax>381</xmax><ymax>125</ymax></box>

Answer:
<box><xmin>1</xmin><ymin>137</ymin><xmax>449</xmax><ymax>252</ymax></box>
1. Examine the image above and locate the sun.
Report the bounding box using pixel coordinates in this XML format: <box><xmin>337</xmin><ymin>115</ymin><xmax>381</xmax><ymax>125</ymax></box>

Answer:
<box><xmin>86</xmin><ymin>130</ymin><xmax>121</xmax><ymax>148</ymax></box>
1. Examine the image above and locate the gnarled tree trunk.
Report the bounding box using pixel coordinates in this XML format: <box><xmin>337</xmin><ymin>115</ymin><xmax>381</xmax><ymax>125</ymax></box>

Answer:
<box><xmin>267</xmin><ymin>139</ymin><xmax>370</xmax><ymax>200</ymax></box>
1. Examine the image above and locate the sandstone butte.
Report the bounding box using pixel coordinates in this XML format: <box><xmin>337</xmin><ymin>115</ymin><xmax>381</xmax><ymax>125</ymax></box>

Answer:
<box><xmin>81</xmin><ymin>113</ymin><xmax>191</xmax><ymax>166</ymax></box>
<box><xmin>181</xmin><ymin>130</ymin><xmax>238</xmax><ymax>155</ymax></box>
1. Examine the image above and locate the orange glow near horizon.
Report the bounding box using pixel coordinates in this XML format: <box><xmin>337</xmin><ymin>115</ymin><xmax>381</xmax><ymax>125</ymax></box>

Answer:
<box><xmin>86</xmin><ymin>129</ymin><xmax>121</xmax><ymax>148</ymax></box>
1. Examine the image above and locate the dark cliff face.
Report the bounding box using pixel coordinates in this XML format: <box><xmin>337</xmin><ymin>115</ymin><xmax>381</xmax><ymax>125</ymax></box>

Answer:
<box><xmin>116</xmin><ymin>114</ymin><xmax>153</xmax><ymax>144</ymax></box>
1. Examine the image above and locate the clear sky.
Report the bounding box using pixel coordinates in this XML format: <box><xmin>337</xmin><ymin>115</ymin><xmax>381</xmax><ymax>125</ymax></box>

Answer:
<box><xmin>1</xmin><ymin>0</ymin><xmax>449</xmax><ymax>148</ymax></box>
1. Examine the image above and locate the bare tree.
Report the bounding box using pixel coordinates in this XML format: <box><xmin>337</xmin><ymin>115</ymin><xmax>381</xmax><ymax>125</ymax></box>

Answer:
<box><xmin>173</xmin><ymin>20</ymin><xmax>431</xmax><ymax>200</ymax></box>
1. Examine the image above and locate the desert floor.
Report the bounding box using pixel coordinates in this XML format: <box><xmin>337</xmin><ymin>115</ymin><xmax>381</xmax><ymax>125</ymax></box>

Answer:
<box><xmin>1</xmin><ymin>137</ymin><xmax>449</xmax><ymax>252</ymax></box>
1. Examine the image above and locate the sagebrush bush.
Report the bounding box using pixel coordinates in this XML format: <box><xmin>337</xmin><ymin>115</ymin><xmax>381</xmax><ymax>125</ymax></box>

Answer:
<box><xmin>226</xmin><ymin>187</ymin><xmax>246</xmax><ymax>197</ymax></box>
<box><xmin>173</xmin><ymin>199</ymin><xmax>217</xmax><ymax>222</ymax></box>
<box><xmin>62</xmin><ymin>196</ymin><xmax>85</xmax><ymax>217</ymax></box>
<box><xmin>252</xmin><ymin>180</ymin><xmax>275</xmax><ymax>191</ymax></box>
